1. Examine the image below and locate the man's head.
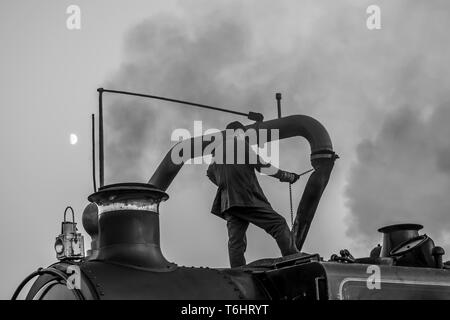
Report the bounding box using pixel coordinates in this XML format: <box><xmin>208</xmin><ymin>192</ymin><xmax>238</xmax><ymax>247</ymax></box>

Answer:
<box><xmin>226</xmin><ymin>121</ymin><xmax>246</xmax><ymax>131</ymax></box>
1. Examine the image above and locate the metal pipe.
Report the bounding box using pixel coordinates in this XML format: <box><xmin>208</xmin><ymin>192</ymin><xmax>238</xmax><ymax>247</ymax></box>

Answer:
<box><xmin>149</xmin><ymin>115</ymin><xmax>333</xmax><ymax>190</ymax></box>
<box><xmin>98</xmin><ymin>88</ymin><xmax>104</xmax><ymax>187</ymax></box>
<box><xmin>92</xmin><ymin>114</ymin><xmax>97</xmax><ymax>192</ymax></box>
<box><xmin>148</xmin><ymin>115</ymin><xmax>337</xmax><ymax>251</ymax></box>
<box><xmin>95</xmin><ymin>87</ymin><xmax>264</xmax><ymax>187</ymax></box>
<box><xmin>100</xmin><ymin>88</ymin><xmax>260</xmax><ymax>120</ymax></box>
<box><xmin>276</xmin><ymin>93</ymin><xmax>282</xmax><ymax>118</ymax></box>
<box><xmin>12</xmin><ymin>267</ymin><xmax>85</xmax><ymax>300</ymax></box>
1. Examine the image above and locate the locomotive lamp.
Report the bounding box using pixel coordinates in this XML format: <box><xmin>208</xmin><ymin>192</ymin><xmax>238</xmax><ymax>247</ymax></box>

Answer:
<box><xmin>54</xmin><ymin>206</ymin><xmax>85</xmax><ymax>261</ymax></box>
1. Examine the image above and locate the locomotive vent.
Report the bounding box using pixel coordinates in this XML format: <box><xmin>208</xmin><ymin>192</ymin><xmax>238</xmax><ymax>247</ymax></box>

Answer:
<box><xmin>85</xmin><ymin>183</ymin><xmax>176</xmax><ymax>271</ymax></box>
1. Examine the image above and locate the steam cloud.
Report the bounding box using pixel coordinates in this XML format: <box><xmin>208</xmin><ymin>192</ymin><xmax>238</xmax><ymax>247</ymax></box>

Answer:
<box><xmin>103</xmin><ymin>0</ymin><xmax>450</xmax><ymax>261</ymax></box>
<box><xmin>104</xmin><ymin>10</ymin><xmax>256</xmax><ymax>183</ymax></box>
<box><xmin>342</xmin><ymin>1</ymin><xmax>450</xmax><ymax>248</ymax></box>
<box><xmin>346</xmin><ymin>106</ymin><xmax>450</xmax><ymax>245</ymax></box>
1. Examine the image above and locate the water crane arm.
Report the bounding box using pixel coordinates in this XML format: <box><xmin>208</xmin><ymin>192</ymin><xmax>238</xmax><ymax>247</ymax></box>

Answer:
<box><xmin>96</xmin><ymin>88</ymin><xmax>264</xmax><ymax>187</ymax></box>
<box><xmin>149</xmin><ymin>115</ymin><xmax>337</xmax><ymax>251</ymax></box>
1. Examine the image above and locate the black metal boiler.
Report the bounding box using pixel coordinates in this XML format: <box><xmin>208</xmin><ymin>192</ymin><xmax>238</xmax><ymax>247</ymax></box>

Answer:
<box><xmin>13</xmin><ymin>182</ymin><xmax>450</xmax><ymax>300</ymax></box>
<box><xmin>11</xmin><ymin>104</ymin><xmax>450</xmax><ymax>300</ymax></box>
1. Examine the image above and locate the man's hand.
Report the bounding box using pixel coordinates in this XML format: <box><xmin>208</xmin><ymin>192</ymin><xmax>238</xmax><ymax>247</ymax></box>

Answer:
<box><xmin>278</xmin><ymin>171</ymin><xmax>300</xmax><ymax>184</ymax></box>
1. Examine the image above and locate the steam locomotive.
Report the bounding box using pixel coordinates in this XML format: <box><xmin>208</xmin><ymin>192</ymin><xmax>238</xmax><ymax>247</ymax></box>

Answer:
<box><xmin>12</xmin><ymin>90</ymin><xmax>450</xmax><ymax>300</ymax></box>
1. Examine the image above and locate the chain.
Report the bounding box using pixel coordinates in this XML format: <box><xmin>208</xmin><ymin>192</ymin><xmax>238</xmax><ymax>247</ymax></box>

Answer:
<box><xmin>289</xmin><ymin>182</ymin><xmax>294</xmax><ymax>228</ymax></box>
<box><xmin>287</xmin><ymin>168</ymin><xmax>314</xmax><ymax>229</ymax></box>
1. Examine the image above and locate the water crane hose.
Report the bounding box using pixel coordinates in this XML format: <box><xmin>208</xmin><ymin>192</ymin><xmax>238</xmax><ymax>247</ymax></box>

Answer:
<box><xmin>149</xmin><ymin>115</ymin><xmax>337</xmax><ymax>252</ymax></box>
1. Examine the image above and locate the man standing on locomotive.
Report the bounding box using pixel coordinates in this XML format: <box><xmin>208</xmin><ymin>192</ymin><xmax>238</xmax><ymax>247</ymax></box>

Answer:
<box><xmin>207</xmin><ymin>121</ymin><xmax>300</xmax><ymax>267</ymax></box>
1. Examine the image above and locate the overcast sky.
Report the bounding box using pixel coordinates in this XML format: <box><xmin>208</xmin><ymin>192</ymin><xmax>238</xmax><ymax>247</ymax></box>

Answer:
<box><xmin>1</xmin><ymin>0</ymin><xmax>449</xmax><ymax>299</ymax></box>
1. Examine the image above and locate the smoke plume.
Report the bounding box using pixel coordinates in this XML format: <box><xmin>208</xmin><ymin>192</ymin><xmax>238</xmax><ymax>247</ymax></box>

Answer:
<box><xmin>103</xmin><ymin>0</ymin><xmax>450</xmax><ymax>263</ymax></box>
<box><xmin>346</xmin><ymin>106</ymin><xmax>450</xmax><ymax>245</ymax></box>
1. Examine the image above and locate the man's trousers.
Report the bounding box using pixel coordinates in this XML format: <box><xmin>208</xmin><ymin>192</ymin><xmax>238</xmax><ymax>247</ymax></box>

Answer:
<box><xmin>223</xmin><ymin>206</ymin><xmax>298</xmax><ymax>267</ymax></box>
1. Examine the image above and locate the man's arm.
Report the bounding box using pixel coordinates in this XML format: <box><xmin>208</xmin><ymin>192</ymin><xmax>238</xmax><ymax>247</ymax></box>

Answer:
<box><xmin>246</xmin><ymin>142</ymin><xmax>300</xmax><ymax>183</ymax></box>
<box><xmin>255</xmin><ymin>160</ymin><xmax>300</xmax><ymax>183</ymax></box>
<box><xmin>206</xmin><ymin>163</ymin><xmax>218</xmax><ymax>186</ymax></box>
